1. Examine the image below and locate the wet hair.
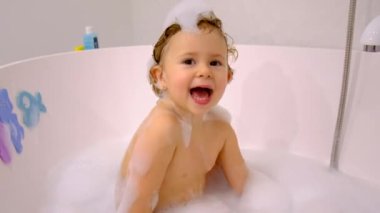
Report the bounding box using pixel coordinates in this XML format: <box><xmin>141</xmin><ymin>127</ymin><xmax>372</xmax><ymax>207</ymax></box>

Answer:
<box><xmin>148</xmin><ymin>13</ymin><xmax>238</xmax><ymax>97</ymax></box>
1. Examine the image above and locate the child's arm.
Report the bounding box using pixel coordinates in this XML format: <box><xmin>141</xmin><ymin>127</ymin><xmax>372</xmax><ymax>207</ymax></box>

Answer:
<box><xmin>117</xmin><ymin>117</ymin><xmax>178</xmax><ymax>213</ymax></box>
<box><xmin>217</xmin><ymin>125</ymin><xmax>248</xmax><ymax>195</ymax></box>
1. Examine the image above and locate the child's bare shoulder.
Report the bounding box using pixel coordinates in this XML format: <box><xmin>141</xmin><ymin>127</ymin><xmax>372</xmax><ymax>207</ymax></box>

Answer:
<box><xmin>142</xmin><ymin>106</ymin><xmax>183</xmax><ymax>139</ymax></box>
<box><xmin>204</xmin><ymin>106</ymin><xmax>236</xmax><ymax>139</ymax></box>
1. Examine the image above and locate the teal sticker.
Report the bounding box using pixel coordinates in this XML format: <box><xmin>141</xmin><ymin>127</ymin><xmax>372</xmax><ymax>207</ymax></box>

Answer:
<box><xmin>17</xmin><ymin>91</ymin><xmax>47</xmax><ymax>128</ymax></box>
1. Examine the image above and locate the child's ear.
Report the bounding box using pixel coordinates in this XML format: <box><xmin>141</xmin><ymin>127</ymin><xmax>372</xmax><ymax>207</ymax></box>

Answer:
<box><xmin>150</xmin><ymin>65</ymin><xmax>166</xmax><ymax>89</ymax></box>
<box><xmin>227</xmin><ymin>67</ymin><xmax>233</xmax><ymax>83</ymax></box>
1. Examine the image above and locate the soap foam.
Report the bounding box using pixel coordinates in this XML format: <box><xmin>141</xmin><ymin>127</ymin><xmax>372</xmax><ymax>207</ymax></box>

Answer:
<box><xmin>40</xmin><ymin>138</ymin><xmax>128</xmax><ymax>213</ymax></box>
<box><xmin>116</xmin><ymin>138</ymin><xmax>157</xmax><ymax>212</ymax></box>
<box><xmin>179</xmin><ymin>119</ymin><xmax>192</xmax><ymax>147</ymax></box>
<box><xmin>115</xmin><ymin>176</ymin><xmax>138</xmax><ymax>213</ymax></box>
<box><xmin>204</xmin><ymin>105</ymin><xmax>232</xmax><ymax>123</ymax></box>
<box><xmin>163</xmin><ymin>0</ymin><xmax>214</xmax><ymax>32</ymax></box>
<box><xmin>40</xmin><ymin>141</ymin><xmax>380</xmax><ymax>213</ymax></box>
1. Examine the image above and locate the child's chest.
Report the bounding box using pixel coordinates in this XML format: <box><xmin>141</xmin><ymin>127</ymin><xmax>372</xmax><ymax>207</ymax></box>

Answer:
<box><xmin>173</xmin><ymin>128</ymin><xmax>225</xmax><ymax>174</ymax></box>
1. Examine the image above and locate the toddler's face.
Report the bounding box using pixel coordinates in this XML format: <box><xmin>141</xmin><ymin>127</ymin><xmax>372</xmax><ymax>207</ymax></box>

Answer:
<box><xmin>158</xmin><ymin>28</ymin><xmax>230</xmax><ymax>115</ymax></box>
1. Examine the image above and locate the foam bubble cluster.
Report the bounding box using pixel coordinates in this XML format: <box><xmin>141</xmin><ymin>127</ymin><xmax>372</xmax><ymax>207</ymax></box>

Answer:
<box><xmin>163</xmin><ymin>0</ymin><xmax>214</xmax><ymax>32</ymax></box>
<box><xmin>40</xmin><ymin>140</ymin><xmax>380</xmax><ymax>213</ymax></box>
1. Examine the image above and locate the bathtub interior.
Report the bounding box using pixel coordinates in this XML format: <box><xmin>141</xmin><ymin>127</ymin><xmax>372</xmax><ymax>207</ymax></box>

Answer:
<box><xmin>0</xmin><ymin>45</ymin><xmax>379</xmax><ymax>212</ymax></box>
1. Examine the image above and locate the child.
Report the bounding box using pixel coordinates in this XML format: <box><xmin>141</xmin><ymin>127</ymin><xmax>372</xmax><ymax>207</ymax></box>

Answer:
<box><xmin>116</xmin><ymin>1</ymin><xmax>248</xmax><ymax>212</ymax></box>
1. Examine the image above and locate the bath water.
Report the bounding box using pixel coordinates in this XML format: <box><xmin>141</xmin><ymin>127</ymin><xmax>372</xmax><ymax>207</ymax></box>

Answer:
<box><xmin>40</xmin><ymin>138</ymin><xmax>380</xmax><ymax>213</ymax></box>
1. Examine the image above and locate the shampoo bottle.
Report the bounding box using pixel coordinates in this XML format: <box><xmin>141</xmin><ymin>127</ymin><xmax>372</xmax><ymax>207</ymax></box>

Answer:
<box><xmin>83</xmin><ymin>26</ymin><xmax>99</xmax><ymax>50</ymax></box>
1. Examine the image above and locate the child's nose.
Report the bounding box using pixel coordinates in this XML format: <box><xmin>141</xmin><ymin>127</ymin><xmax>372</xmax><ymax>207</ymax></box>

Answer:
<box><xmin>197</xmin><ymin>64</ymin><xmax>212</xmax><ymax>78</ymax></box>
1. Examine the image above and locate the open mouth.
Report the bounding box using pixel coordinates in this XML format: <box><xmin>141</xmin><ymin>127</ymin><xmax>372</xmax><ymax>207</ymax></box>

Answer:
<box><xmin>190</xmin><ymin>87</ymin><xmax>213</xmax><ymax>105</ymax></box>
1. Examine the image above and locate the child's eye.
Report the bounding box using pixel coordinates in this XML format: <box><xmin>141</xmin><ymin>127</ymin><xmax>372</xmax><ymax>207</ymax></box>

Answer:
<box><xmin>182</xmin><ymin>59</ymin><xmax>195</xmax><ymax>65</ymax></box>
<box><xmin>210</xmin><ymin>60</ymin><xmax>222</xmax><ymax>66</ymax></box>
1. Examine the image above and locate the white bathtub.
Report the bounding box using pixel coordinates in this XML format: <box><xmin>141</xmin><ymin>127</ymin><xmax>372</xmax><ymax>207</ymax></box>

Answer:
<box><xmin>0</xmin><ymin>45</ymin><xmax>379</xmax><ymax>212</ymax></box>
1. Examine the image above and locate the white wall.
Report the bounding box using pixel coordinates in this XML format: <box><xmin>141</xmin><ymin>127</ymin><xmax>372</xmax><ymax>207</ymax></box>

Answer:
<box><xmin>1</xmin><ymin>0</ymin><xmax>379</xmax><ymax>65</ymax></box>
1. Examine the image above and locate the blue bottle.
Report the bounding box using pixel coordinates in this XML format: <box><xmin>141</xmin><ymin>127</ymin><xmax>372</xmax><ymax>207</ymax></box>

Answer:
<box><xmin>83</xmin><ymin>26</ymin><xmax>99</xmax><ymax>50</ymax></box>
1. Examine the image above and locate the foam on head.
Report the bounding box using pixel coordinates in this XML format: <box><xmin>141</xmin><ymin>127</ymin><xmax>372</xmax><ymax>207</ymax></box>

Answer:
<box><xmin>163</xmin><ymin>0</ymin><xmax>214</xmax><ymax>32</ymax></box>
